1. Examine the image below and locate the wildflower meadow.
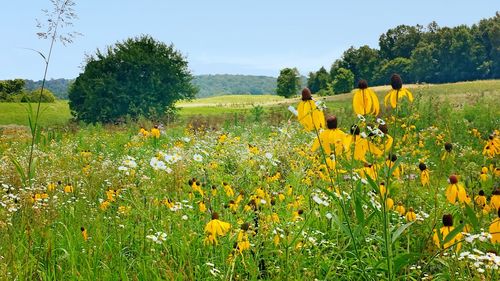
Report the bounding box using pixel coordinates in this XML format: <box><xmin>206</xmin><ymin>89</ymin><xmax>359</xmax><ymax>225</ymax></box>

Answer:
<box><xmin>0</xmin><ymin>77</ymin><xmax>499</xmax><ymax>280</ymax></box>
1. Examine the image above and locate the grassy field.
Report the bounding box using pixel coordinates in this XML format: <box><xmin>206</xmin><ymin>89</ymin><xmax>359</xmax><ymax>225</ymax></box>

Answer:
<box><xmin>1</xmin><ymin>80</ymin><xmax>498</xmax><ymax>126</ymax></box>
<box><xmin>0</xmin><ymin>80</ymin><xmax>499</xmax><ymax>280</ymax></box>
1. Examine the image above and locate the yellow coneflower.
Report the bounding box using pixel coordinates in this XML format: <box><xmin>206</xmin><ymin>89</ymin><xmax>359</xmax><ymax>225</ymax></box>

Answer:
<box><xmin>218</xmin><ymin>134</ymin><xmax>227</xmax><ymax>144</ymax></box>
<box><xmin>151</xmin><ymin>126</ymin><xmax>160</xmax><ymax>139</ymax></box>
<box><xmin>433</xmin><ymin>214</ymin><xmax>462</xmax><ymax>252</ymax></box>
<box><xmin>347</xmin><ymin>125</ymin><xmax>383</xmax><ymax>162</ymax></box>
<box><xmin>47</xmin><ymin>182</ymin><xmax>56</xmax><ymax>192</ymax></box>
<box><xmin>199</xmin><ymin>201</ymin><xmax>207</xmax><ymax>213</ymax></box>
<box><xmin>211</xmin><ymin>185</ymin><xmax>217</xmax><ymax>196</ymax></box>
<box><xmin>311</xmin><ymin>116</ymin><xmax>346</xmax><ymax>155</ymax></box>
<box><xmin>139</xmin><ymin>127</ymin><xmax>150</xmax><ymax>137</ymax></box>
<box><xmin>352</xmin><ymin>80</ymin><xmax>380</xmax><ymax>116</ymax></box>
<box><xmin>223</xmin><ymin>182</ymin><xmax>234</xmax><ymax>197</ymax></box>
<box><xmin>100</xmin><ymin>200</ymin><xmax>110</xmax><ymax>211</ymax></box>
<box><xmin>384</xmin><ymin>74</ymin><xmax>413</xmax><ymax>109</ymax></box>
<box><xmin>405</xmin><ymin>208</ymin><xmax>417</xmax><ymax>222</ymax></box>
<box><xmin>491</xmin><ymin>189</ymin><xmax>500</xmax><ymax>211</ymax></box>
<box><xmin>292</xmin><ymin>209</ymin><xmax>304</xmax><ymax>221</ymax></box>
<box><xmin>395</xmin><ymin>202</ymin><xmax>406</xmax><ymax>216</ymax></box>
<box><xmin>189</xmin><ymin>178</ymin><xmax>204</xmax><ymax>197</ymax></box>
<box><xmin>81</xmin><ymin>227</ymin><xmax>88</xmax><ymax>241</ymax></box>
<box><xmin>378</xmin><ymin>124</ymin><xmax>393</xmax><ymax>153</ymax></box>
<box><xmin>483</xmin><ymin>133</ymin><xmax>500</xmax><ymax>158</ymax></box>
<box><xmin>490</xmin><ymin>208</ymin><xmax>500</xmax><ymax>244</ymax></box>
<box><xmin>480</xmin><ymin>166</ymin><xmax>489</xmax><ymax>182</ymax></box>
<box><xmin>204</xmin><ymin>212</ymin><xmax>231</xmax><ymax>245</ymax></box>
<box><xmin>297</xmin><ymin>88</ymin><xmax>325</xmax><ymax>131</ymax></box>
<box><xmin>386</xmin><ymin>154</ymin><xmax>401</xmax><ymax>179</ymax></box>
<box><xmin>379</xmin><ymin>182</ymin><xmax>387</xmax><ymax>197</ymax></box>
<box><xmin>474</xmin><ymin>190</ymin><xmax>487</xmax><ymax>209</ymax></box>
<box><xmin>64</xmin><ymin>183</ymin><xmax>73</xmax><ymax>193</ymax></box>
<box><xmin>419</xmin><ymin>162</ymin><xmax>430</xmax><ymax>187</ymax></box>
<box><xmin>236</xmin><ymin>223</ymin><xmax>251</xmax><ymax>253</ymax></box>
<box><xmin>386</xmin><ymin>197</ymin><xmax>394</xmax><ymax>210</ymax></box>
<box><xmin>441</xmin><ymin>142</ymin><xmax>453</xmax><ymax>160</ymax></box>
<box><xmin>445</xmin><ymin>175</ymin><xmax>467</xmax><ymax>204</ymax></box>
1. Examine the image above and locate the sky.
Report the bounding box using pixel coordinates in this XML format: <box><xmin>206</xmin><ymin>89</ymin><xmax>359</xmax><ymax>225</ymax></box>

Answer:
<box><xmin>1</xmin><ymin>0</ymin><xmax>498</xmax><ymax>80</ymax></box>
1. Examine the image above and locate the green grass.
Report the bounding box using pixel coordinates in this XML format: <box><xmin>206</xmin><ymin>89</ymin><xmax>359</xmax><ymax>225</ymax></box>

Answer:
<box><xmin>0</xmin><ymin>101</ymin><xmax>71</xmax><ymax>127</ymax></box>
<box><xmin>0</xmin><ymin>80</ymin><xmax>499</xmax><ymax>127</ymax></box>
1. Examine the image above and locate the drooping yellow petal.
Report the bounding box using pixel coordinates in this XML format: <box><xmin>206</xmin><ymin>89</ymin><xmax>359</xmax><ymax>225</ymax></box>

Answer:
<box><xmin>404</xmin><ymin>88</ymin><xmax>414</xmax><ymax>102</ymax></box>
<box><xmin>368</xmin><ymin>89</ymin><xmax>379</xmax><ymax>116</ymax></box>
<box><xmin>390</xmin><ymin>89</ymin><xmax>398</xmax><ymax>109</ymax></box>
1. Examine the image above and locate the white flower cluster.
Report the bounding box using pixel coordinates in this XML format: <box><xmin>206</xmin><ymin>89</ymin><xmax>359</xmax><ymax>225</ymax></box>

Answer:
<box><xmin>311</xmin><ymin>190</ymin><xmax>330</xmax><ymax>207</ymax></box>
<box><xmin>315</xmin><ymin>100</ymin><xmax>327</xmax><ymax>110</ymax></box>
<box><xmin>118</xmin><ymin>156</ymin><xmax>137</xmax><ymax>174</ymax></box>
<box><xmin>146</xmin><ymin>231</ymin><xmax>167</xmax><ymax>244</ymax></box>
<box><xmin>368</xmin><ymin>191</ymin><xmax>382</xmax><ymax>211</ymax></box>
<box><xmin>206</xmin><ymin>262</ymin><xmax>221</xmax><ymax>277</ymax></box>
<box><xmin>366</xmin><ymin>125</ymin><xmax>385</xmax><ymax>138</ymax></box>
<box><xmin>462</xmin><ymin>231</ymin><xmax>492</xmax><ymax>244</ymax></box>
<box><xmin>459</xmin><ymin>249</ymin><xmax>500</xmax><ymax>273</ymax></box>
<box><xmin>150</xmin><ymin>157</ymin><xmax>171</xmax><ymax>173</ymax></box>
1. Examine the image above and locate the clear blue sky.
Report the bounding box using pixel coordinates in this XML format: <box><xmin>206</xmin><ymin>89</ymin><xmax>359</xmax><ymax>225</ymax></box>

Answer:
<box><xmin>1</xmin><ymin>0</ymin><xmax>498</xmax><ymax>80</ymax></box>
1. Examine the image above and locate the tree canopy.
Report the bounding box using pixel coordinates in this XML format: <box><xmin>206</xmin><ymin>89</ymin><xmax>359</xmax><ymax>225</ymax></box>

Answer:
<box><xmin>276</xmin><ymin>68</ymin><xmax>301</xmax><ymax>98</ymax></box>
<box><xmin>69</xmin><ymin>35</ymin><xmax>197</xmax><ymax>123</ymax></box>
<box><xmin>306</xmin><ymin>12</ymin><xmax>500</xmax><ymax>94</ymax></box>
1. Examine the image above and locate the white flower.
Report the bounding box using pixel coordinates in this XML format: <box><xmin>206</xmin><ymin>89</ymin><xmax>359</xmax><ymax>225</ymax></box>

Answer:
<box><xmin>288</xmin><ymin>105</ymin><xmax>298</xmax><ymax>117</ymax></box>
<box><xmin>360</xmin><ymin>132</ymin><xmax>367</xmax><ymax>138</ymax></box>
<box><xmin>182</xmin><ymin>137</ymin><xmax>191</xmax><ymax>143</ymax></box>
<box><xmin>150</xmin><ymin>157</ymin><xmax>167</xmax><ymax>171</ymax></box>
<box><xmin>193</xmin><ymin>154</ymin><xmax>203</xmax><ymax>162</ymax></box>
<box><xmin>182</xmin><ymin>215</ymin><xmax>188</xmax><ymax>220</ymax></box>
<box><xmin>357</xmin><ymin>114</ymin><xmax>366</xmax><ymax>122</ymax></box>
<box><xmin>118</xmin><ymin>166</ymin><xmax>128</xmax><ymax>171</ymax></box>
<box><xmin>376</xmin><ymin>118</ymin><xmax>385</xmax><ymax>125</ymax></box>
<box><xmin>265</xmin><ymin>152</ymin><xmax>273</xmax><ymax>160</ymax></box>
<box><xmin>325</xmin><ymin>213</ymin><xmax>333</xmax><ymax>219</ymax></box>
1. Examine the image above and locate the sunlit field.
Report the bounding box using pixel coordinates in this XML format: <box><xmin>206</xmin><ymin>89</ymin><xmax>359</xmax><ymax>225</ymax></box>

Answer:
<box><xmin>0</xmin><ymin>80</ymin><xmax>499</xmax><ymax>280</ymax></box>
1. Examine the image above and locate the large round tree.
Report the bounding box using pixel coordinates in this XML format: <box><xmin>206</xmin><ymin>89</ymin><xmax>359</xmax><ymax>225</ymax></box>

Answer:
<box><xmin>69</xmin><ymin>35</ymin><xmax>197</xmax><ymax>123</ymax></box>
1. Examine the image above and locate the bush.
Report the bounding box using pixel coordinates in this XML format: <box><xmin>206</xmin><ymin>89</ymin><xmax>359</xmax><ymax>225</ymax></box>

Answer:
<box><xmin>11</xmin><ymin>88</ymin><xmax>56</xmax><ymax>103</ymax></box>
<box><xmin>331</xmin><ymin>68</ymin><xmax>354</xmax><ymax>94</ymax></box>
<box><xmin>69</xmin><ymin>35</ymin><xmax>197</xmax><ymax>123</ymax></box>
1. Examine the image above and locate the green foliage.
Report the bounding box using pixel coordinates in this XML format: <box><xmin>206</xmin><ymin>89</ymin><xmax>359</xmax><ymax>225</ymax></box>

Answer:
<box><xmin>68</xmin><ymin>35</ymin><xmax>197</xmax><ymax>123</ymax></box>
<box><xmin>193</xmin><ymin>74</ymin><xmax>277</xmax><ymax>97</ymax></box>
<box><xmin>331</xmin><ymin>67</ymin><xmax>354</xmax><ymax>94</ymax></box>
<box><xmin>0</xmin><ymin>79</ymin><xmax>25</xmax><ymax>101</ymax></box>
<box><xmin>330</xmin><ymin>12</ymin><xmax>500</xmax><ymax>85</ymax></box>
<box><xmin>307</xmin><ymin>67</ymin><xmax>330</xmax><ymax>94</ymax></box>
<box><xmin>24</xmin><ymin>78</ymin><xmax>74</xmax><ymax>100</ymax></box>
<box><xmin>276</xmin><ymin>67</ymin><xmax>300</xmax><ymax>98</ymax></box>
<box><xmin>17</xmin><ymin>88</ymin><xmax>56</xmax><ymax>103</ymax></box>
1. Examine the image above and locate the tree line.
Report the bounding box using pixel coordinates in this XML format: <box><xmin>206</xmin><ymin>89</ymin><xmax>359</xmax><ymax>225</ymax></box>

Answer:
<box><xmin>277</xmin><ymin>12</ymin><xmax>500</xmax><ymax>97</ymax></box>
<box><xmin>0</xmin><ymin>79</ymin><xmax>56</xmax><ymax>102</ymax></box>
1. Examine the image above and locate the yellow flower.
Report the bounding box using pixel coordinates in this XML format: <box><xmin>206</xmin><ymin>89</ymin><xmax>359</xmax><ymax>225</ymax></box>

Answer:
<box><xmin>433</xmin><ymin>214</ymin><xmax>462</xmax><ymax>252</ymax></box>
<box><xmin>47</xmin><ymin>182</ymin><xmax>56</xmax><ymax>192</ymax></box>
<box><xmin>118</xmin><ymin>206</ymin><xmax>131</xmax><ymax>215</ymax></box>
<box><xmin>297</xmin><ymin>88</ymin><xmax>325</xmax><ymax>131</ymax></box>
<box><xmin>223</xmin><ymin>182</ymin><xmax>234</xmax><ymax>197</ymax></box>
<box><xmin>352</xmin><ymin>80</ymin><xmax>380</xmax><ymax>116</ymax></box>
<box><xmin>199</xmin><ymin>201</ymin><xmax>207</xmax><ymax>213</ymax></box>
<box><xmin>311</xmin><ymin>116</ymin><xmax>346</xmax><ymax>155</ymax></box>
<box><xmin>491</xmin><ymin>190</ymin><xmax>500</xmax><ymax>210</ymax></box>
<box><xmin>81</xmin><ymin>227</ymin><xmax>88</xmax><ymax>241</ymax></box>
<box><xmin>419</xmin><ymin>163</ymin><xmax>430</xmax><ymax>186</ymax></box>
<box><xmin>445</xmin><ymin>175</ymin><xmax>467</xmax><ymax>204</ymax></box>
<box><xmin>395</xmin><ymin>202</ymin><xmax>406</xmax><ymax>216</ymax></box>
<box><xmin>405</xmin><ymin>208</ymin><xmax>416</xmax><ymax>222</ymax></box>
<box><xmin>151</xmin><ymin>127</ymin><xmax>160</xmax><ymax>138</ymax></box>
<box><xmin>490</xmin><ymin>210</ymin><xmax>500</xmax><ymax>244</ymax></box>
<box><xmin>474</xmin><ymin>190</ymin><xmax>487</xmax><ymax>208</ymax></box>
<box><xmin>384</xmin><ymin>74</ymin><xmax>413</xmax><ymax>109</ymax></box>
<box><xmin>204</xmin><ymin>213</ymin><xmax>231</xmax><ymax>238</ymax></box>
<box><xmin>100</xmin><ymin>200</ymin><xmax>110</xmax><ymax>211</ymax></box>
<box><xmin>386</xmin><ymin>198</ymin><xmax>394</xmax><ymax>210</ymax></box>
<box><xmin>64</xmin><ymin>183</ymin><xmax>73</xmax><ymax>193</ymax></box>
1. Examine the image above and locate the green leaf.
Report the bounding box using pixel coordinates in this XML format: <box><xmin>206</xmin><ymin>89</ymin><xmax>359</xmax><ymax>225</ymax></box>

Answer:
<box><xmin>464</xmin><ymin>203</ymin><xmax>478</xmax><ymax>231</ymax></box>
<box><xmin>10</xmin><ymin>156</ymin><xmax>27</xmax><ymax>186</ymax></box>
<box><xmin>354</xmin><ymin>195</ymin><xmax>365</xmax><ymax>224</ymax></box>
<box><xmin>393</xmin><ymin>253</ymin><xmax>420</xmax><ymax>273</ymax></box>
<box><xmin>442</xmin><ymin>224</ymin><xmax>464</xmax><ymax>245</ymax></box>
<box><xmin>391</xmin><ymin>222</ymin><xmax>414</xmax><ymax>244</ymax></box>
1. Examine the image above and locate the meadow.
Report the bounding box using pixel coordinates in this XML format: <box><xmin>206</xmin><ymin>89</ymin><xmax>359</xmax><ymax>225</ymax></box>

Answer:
<box><xmin>0</xmin><ymin>80</ymin><xmax>499</xmax><ymax>280</ymax></box>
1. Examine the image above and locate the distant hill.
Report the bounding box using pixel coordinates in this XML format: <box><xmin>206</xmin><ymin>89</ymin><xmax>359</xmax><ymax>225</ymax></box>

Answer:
<box><xmin>192</xmin><ymin>74</ymin><xmax>277</xmax><ymax>97</ymax></box>
<box><xmin>22</xmin><ymin>74</ymin><xmax>307</xmax><ymax>99</ymax></box>
<box><xmin>25</xmin><ymin>78</ymin><xmax>74</xmax><ymax>100</ymax></box>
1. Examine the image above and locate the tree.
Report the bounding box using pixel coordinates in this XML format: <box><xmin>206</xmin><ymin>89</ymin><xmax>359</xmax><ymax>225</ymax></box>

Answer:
<box><xmin>276</xmin><ymin>67</ymin><xmax>300</xmax><ymax>98</ymax></box>
<box><xmin>331</xmin><ymin>68</ymin><xmax>354</xmax><ymax>94</ymax></box>
<box><xmin>379</xmin><ymin>25</ymin><xmax>423</xmax><ymax>60</ymax></box>
<box><xmin>0</xmin><ymin>79</ymin><xmax>25</xmax><ymax>101</ymax></box>
<box><xmin>69</xmin><ymin>35</ymin><xmax>197</xmax><ymax>123</ymax></box>
<box><xmin>374</xmin><ymin>58</ymin><xmax>413</xmax><ymax>84</ymax></box>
